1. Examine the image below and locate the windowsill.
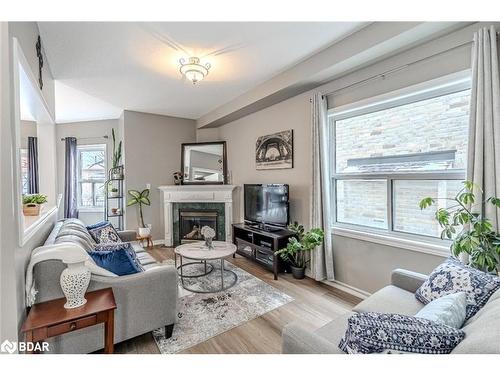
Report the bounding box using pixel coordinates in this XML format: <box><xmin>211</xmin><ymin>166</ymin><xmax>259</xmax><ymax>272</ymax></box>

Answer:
<box><xmin>21</xmin><ymin>204</ymin><xmax>58</xmax><ymax>246</ymax></box>
<box><xmin>331</xmin><ymin>225</ymin><xmax>450</xmax><ymax>257</ymax></box>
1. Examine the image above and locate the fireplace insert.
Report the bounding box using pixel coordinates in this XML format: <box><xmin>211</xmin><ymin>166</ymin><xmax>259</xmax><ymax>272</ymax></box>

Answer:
<box><xmin>179</xmin><ymin>210</ymin><xmax>218</xmax><ymax>244</ymax></box>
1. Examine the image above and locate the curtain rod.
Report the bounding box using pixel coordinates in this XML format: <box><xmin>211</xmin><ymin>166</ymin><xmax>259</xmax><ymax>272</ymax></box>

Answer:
<box><xmin>60</xmin><ymin>135</ymin><xmax>109</xmax><ymax>141</ymax></box>
<box><xmin>321</xmin><ymin>40</ymin><xmax>474</xmax><ymax>99</ymax></box>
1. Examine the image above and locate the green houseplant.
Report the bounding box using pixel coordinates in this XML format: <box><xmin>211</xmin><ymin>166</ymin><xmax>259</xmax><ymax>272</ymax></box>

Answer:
<box><xmin>275</xmin><ymin>223</ymin><xmax>324</xmax><ymax>279</ymax></box>
<box><xmin>127</xmin><ymin>188</ymin><xmax>151</xmax><ymax>237</ymax></box>
<box><xmin>110</xmin><ymin>128</ymin><xmax>123</xmax><ymax>179</ymax></box>
<box><xmin>22</xmin><ymin>193</ymin><xmax>48</xmax><ymax>216</ymax></box>
<box><xmin>420</xmin><ymin>181</ymin><xmax>500</xmax><ymax>274</ymax></box>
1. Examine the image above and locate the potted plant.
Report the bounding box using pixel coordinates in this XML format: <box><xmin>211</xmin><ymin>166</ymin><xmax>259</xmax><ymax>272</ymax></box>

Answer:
<box><xmin>111</xmin><ymin>128</ymin><xmax>123</xmax><ymax>179</ymax></box>
<box><xmin>420</xmin><ymin>180</ymin><xmax>500</xmax><ymax>274</ymax></box>
<box><xmin>127</xmin><ymin>188</ymin><xmax>151</xmax><ymax>237</ymax></box>
<box><xmin>109</xmin><ymin>186</ymin><xmax>119</xmax><ymax>198</ymax></box>
<box><xmin>22</xmin><ymin>193</ymin><xmax>48</xmax><ymax>216</ymax></box>
<box><xmin>275</xmin><ymin>223</ymin><xmax>324</xmax><ymax>279</ymax></box>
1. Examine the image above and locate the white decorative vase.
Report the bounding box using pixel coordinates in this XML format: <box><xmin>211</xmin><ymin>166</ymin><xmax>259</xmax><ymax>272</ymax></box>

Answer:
<box><xmin>60</xmin><ymin>261</ymin><xmax>91</xmax><ymax>309</ymax></box>
<box><xmin>138</xmin><ymin>227</ymin><xmax>151</xmax><ymax>237</ymax></box>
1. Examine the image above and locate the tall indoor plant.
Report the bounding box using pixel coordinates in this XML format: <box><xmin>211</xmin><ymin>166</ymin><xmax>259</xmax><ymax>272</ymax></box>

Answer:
<box><xmin>127</xmin><ymin>188</ymin><xmax>151</xmax><ymax>237</ymax></box>
<box><xmin>111</xmin><ymin>128</ymin><xmax>123</xmax><ymax>179</ymax></box>
<box><xmin>420</xmin><ymin>181</ymin><xmax>500</xmax><ymax>274</ymax></box>
<box><xmin>275</xmin><ymin>223</ymin><xmax>324</xmax><ymax>279</ymax></box>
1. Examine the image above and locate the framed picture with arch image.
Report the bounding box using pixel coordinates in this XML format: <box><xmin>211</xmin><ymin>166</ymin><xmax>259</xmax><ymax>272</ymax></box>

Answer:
<box><xmin>255</xmin><ymin>129</ymin><xmax>294</xmax><ymax>170</ymax></box>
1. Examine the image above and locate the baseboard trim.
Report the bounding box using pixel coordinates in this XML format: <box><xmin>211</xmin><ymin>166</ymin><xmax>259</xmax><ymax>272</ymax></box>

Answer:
<box><xmin>321</xmin><ymin>280</ymin><xmax>371</xmax><ymax>300</ymax></box>
<box><xmin>152</xmin><ymin>239</ymin><xmax>165</xmax><ymax>246</ymax></box>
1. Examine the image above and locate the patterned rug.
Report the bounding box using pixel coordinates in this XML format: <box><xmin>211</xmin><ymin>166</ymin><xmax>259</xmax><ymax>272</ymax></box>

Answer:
<box><xmin>152</xmin><ymin>260</ymin><xmax>293</xmax><ymax>354</ymax></box>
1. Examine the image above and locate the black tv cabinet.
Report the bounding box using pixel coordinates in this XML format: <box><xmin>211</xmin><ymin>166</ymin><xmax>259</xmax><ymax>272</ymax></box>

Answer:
<box><xmin>232</xmin><ymin>223</ymin><xmax>294</xmax><ymax>280</ymax></box>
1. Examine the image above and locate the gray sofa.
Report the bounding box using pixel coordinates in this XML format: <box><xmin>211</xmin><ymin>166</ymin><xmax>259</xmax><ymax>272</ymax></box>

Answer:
<box><xmin>32</xmin><ymin>219</ymin><xmax>178</xmax><ymax>354</ymax></box>
<box><xmin>282</xmin><ymin>269</ymin><xmax>500</xmax><ymax>354</ymax></box>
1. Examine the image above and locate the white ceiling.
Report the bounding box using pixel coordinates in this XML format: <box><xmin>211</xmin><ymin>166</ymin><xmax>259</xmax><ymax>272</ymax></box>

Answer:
<box><xmin>38</xmin><ymin>22</ymin><xmax>367</xmax><ymax>123</ymax></box>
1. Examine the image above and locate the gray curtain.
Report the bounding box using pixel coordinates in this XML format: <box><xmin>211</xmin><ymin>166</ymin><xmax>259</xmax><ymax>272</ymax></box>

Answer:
<box><xmin>64</xmin><ymin>137</ymin><xmax>79</xmax><ymax>218</ymax></box>
<box><xmin>27</xmin><ymin>136</ymin><xmax>39</xmax><ymax>194</ymax></box>
<box><xmin>310</xmin><ymin>93</ymin><xmax>334</xmax><ymax>281</ymax></box>
<box><xmin>467</xmin><ymin>26</ymin><xmax>500</xmax><ymax>231</ymax></box>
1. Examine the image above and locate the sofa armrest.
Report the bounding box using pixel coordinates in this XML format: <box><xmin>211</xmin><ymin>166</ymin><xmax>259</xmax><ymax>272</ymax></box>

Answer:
<box><xmin>391</xmin><ymin>269</ymin><xmax>428</xmax><ymax>293</ymax></box>
<box><xmin>117</xmin><ymin>230</ymin><xmax>137</xmax><ymax>242</ymax></box>
<box><xmin>90</xmin><ymin>265</ymin><xmax>178</xmax><ymax>336</ymax></box>
<box><xmin>282</xmin><ymin>323</ymin><xmax>341</xmax><ymax>354</ymax></box>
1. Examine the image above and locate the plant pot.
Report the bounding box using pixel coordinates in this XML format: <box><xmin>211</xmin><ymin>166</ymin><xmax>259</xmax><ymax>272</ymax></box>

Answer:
<box><xmin>111</xmin><ymin>172</ymin><xmax>124</xmax><ymax>180</ymax></box>
<box><xmin>23</xmin><ymin>203</ymin><xmax>41</xmax><ymax>216</ymax></box>
<box><xmin>290</xmin><ymin>265</ymin><xmax>306</xmax><ymax>279</ymax></box>
<box><xmin>109</xmin><ymin>191</ymin><xmax>119</xmax><ymax>198</ymax></box>
<box><xmin>138</xmin><ymin>227</ymin><xmax>151</xmax><ymax>237</ymax></box>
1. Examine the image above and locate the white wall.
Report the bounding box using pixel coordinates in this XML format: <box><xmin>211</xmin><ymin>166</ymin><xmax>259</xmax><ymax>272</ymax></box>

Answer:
<box><xmin>196</xmin><ymin>23</ymin><xmax>491</xmax><ymax>294</ymax></box>
<box><xmin>56</xmin><ymin>119</ymin><xmax>119</xmax><ymax>225</ymax></box>
<box><xmin>1</xmin><ymin>22</ymin><xmax>58</xmax><ymax>344</ymax></box>
<box><xmin>123</xmin><ymin>111</ymin><xmax>196</xmax><ymax>240</ymax></box>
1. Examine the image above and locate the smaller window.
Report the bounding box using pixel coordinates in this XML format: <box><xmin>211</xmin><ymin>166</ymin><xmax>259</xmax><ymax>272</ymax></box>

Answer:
<box><xmin>77</xmin><ymin>144</ymin><xmax>106</xmax><ymax>210</ymax></box>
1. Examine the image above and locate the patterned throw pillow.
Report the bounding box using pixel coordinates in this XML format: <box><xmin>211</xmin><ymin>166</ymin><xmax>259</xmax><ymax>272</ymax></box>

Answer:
<box><xmin>415</xmin><ymin>257</ymin><xmax>500</xmax><ymax>320</ymax></box>
<box><xmin>87</xmin><ymin>221</ymin><xmax>122</xmax><ymax>244</ymax></box>
<box><xmin>339</xmin><ymin>312</ymin><xmax>465</xmax><ymax>354</ymax></box>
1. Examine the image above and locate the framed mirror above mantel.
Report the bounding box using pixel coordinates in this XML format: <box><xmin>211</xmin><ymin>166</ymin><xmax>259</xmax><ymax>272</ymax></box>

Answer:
<box><xmin>181</xmin><ymin>141</ymin><xmax>227</xmax><ymax>185</ymax></box>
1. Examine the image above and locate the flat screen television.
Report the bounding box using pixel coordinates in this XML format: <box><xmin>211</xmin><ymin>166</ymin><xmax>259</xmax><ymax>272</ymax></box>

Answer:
<box><xmin>244</xmin><ymin>184</ymin><xmax>289</xmax><ymax>228</ymax></box>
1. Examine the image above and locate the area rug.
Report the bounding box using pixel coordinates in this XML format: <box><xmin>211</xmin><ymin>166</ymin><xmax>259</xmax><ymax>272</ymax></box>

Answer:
<box><xmin>152</xmin><ymin>260</ymin><xmax>293</xmax><ymax>354</ymax></box>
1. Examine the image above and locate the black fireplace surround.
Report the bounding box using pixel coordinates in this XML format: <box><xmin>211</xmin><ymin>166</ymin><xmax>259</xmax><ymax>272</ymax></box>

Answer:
<box><xmin>172</xmin><ymin>202</ymin><xmax>225</xmax><ymax>246</ymax></box>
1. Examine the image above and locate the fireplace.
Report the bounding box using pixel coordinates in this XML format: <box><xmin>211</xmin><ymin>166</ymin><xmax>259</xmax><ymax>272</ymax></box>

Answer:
<box><xmin>179</xmin><ymin>210</ymin><xmax>219</xmax><ymax>244</ymax></box>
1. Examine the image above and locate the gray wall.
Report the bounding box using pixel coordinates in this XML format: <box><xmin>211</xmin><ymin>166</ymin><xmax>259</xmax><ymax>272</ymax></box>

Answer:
<box><xmin>1</xmin><ymin>22</ymin><xmax>57</xmax><ymax>343</ymax></box>
<box><xmin>123</xmin><ymin>110</ymin><xmax>196</xmax><ymax>240</ymax></box>
<box><xmin>196</xmin><ymin>23</ymin><xmax>482</xmax><ymax>294</ymax></box>
<box><xmin>56</xmin><ymin>119</ymin><xmax>119</xmax><ymax>225</ymax></box>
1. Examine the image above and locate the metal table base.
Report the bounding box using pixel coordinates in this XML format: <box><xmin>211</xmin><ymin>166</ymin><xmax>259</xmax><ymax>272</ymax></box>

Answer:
<box><xmin>176</xmin><ymin>256</ymin><xmax>238</xmax><ymax>294</ymax></box>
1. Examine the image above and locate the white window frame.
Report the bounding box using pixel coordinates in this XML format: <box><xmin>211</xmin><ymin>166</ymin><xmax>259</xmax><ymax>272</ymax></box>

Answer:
<box><xmin>77</xmin><ymin>144</ymin><xmax>107</xmax><ymax>212</ymax></box>
<box><xmin>328</xmin><ymin>72</ymin><xmax>471</xmax><ymax>256</ymax></box>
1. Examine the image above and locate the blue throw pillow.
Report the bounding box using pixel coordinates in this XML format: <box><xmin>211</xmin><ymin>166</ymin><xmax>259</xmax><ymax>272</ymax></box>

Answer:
<box><xmin>87</xmin><ymin>221</ymin><xmax>122</xmax><ymax>244</ymax></box>
<box><xmin>91</xmin><ymin>242</ymin><xmax>144</xmax><ymax>272</ymax></box>
<box><xmin>414</xmin><ymin>292</ymin><xmax>467</xmax><ymax>329</ymax></box>
<box><xmin>88</xmin><ymin>248</ymin><xmax>142</xmax><ymax>276</ymax></box>
<box><xmin>339</xmin><ymin>312</ymin><xmax>465</xmax><ymax>354</ymax></box>
<box><xmin>415</xmin><ymin>257</ymin><xmax>500</xmax><ymax>320</ymax></box>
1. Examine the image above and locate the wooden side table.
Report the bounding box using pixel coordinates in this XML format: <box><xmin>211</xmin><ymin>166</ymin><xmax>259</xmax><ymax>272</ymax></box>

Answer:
<box><xmin>137</xmin><ymin>235</ymin><xmax>153</xmax><ymax>248</ymax></box>
<box><xmin>21</xmin><ymin>288</ymin><xmax>117</xmax><ymax>354</ymax></box>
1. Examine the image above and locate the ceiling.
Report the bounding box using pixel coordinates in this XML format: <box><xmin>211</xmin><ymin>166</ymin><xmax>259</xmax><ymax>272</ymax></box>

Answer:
<box><xmin>38</xmin><ymin>22</ymin><xmax>367</xmax><ymax>123</ymax></box>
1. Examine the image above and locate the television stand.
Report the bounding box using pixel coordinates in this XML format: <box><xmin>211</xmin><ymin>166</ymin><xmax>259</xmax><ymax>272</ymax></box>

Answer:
<box><xmin>248</xmin><ymin>223</ymin><xmax>283</xmax><ymax>233</ymax></box>
<box><xmin>232</xmin><ymin>223</ymin><xmax>295</xmax><ymax>280</ymax></box>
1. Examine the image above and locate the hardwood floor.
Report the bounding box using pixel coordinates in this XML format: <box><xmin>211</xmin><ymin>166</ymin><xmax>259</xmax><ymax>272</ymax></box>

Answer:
<box><xmin>113</xmin><ymin>245</ymin><xmax>361</xmax><ymax>354</ymax></box>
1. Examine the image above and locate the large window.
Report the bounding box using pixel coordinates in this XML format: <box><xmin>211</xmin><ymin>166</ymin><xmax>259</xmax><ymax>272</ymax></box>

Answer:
<box><xmin>330</xmin><ymin>77</ymin><xmax>471</xmax><ymax>240</ymax></box>
<box><xmin>77</xmin><ymin>144</ymin><xmax>106</xmax><ymax>210</ymax></box>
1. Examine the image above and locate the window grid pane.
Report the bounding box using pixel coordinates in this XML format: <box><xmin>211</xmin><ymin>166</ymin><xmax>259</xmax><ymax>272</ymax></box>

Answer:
<box><xmin>331</xmin><ymin>85</ymin><xmax>469</xmax><ymax>240</ymax></box>
<box><xmin>77</xmin><ymin>145</ymin><xmax>106</xmax><ymax>209</ymax></box>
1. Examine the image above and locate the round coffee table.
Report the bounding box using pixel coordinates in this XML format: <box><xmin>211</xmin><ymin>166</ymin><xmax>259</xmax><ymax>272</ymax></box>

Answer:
<box><xmin>174</xmin><ymin>241</ymin><xmax>237</xmax><ymax>293</ymax></box>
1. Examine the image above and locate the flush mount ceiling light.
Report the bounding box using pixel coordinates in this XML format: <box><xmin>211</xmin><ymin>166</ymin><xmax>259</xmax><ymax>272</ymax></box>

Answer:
<box><xmin>179</xmin><ymin>57</ymin><xmax>211</xmax><ymax>84</ymax></box>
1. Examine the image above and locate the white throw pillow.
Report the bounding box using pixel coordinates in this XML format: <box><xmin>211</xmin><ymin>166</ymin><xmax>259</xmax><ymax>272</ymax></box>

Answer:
<box><xmin>414</xmin><ymin>292</ymin><xmax>467</xmax><ymax>329</ymax></box>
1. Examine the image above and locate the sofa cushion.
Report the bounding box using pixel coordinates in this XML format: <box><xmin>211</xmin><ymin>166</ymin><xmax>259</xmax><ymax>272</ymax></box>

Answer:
<box><xmin>354</xmin><ymin>285</ymin><xmax>423</xmax><ymax>316</ymax></box>
<box><xmin>452</xmin><ymin>291</ymin><xmax>500</xmax><ymax>353</ymax></box>
<box><xmin>314</xmin><ymin>313</ymin><xmax>352</xmax><ymax>353</ymax></box>
<box><xmin>415</xmin><ymin>257</ymin><xmax>500</xmax><ymax>320</ymax></box>
<box><xmin>88</xmin><ymin>248</ymin><xmax>142</xmax><ymax>276</ymax></box>
<box><xmin>55</xmin><ymin>234</ymin><xmax>95</xmax><ymax>252</ymax></box>
<box><xmin>87</xmin><ymin>221</ymin><xmax>122</xmax><ymax>244</ymax></box>
<box><xmin>339</xmin><ymin>312</ymin><xmax>465</xmax><ymax>354</ymax></box>
<box><xmin>414</xmin><ymin>292</ymin><xmax>467</xmax><ymax>329</ymax></box>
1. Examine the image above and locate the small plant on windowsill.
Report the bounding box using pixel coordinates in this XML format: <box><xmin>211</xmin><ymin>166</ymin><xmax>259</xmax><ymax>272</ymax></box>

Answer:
<box><xmin>419</xmin><ymin>180</ymin><xmax>500</xmax><ymax>274</ymax></box>
<box><xmin>22</xmin><ymin>193</ymin><xmax>48</xmax><ymax>216</ymax></box>
<box><xmin>275</xmin><ymin>223</ymin><xmax>324</xmax><ymax>279</ymax></box>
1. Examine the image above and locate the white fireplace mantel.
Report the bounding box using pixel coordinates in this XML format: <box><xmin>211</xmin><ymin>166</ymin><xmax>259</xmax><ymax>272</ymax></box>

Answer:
<box><xmin>158</xmin><ymin>185</ymin><xmax>237</xmax><ymax>246</ymax></box>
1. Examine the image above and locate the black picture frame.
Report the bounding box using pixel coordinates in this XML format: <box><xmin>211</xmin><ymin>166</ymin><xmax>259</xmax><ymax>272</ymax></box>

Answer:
<box><xmin>181</xmin><ymin>141</ymin><xmax>228</xmax><ymax>185</ymax></box>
